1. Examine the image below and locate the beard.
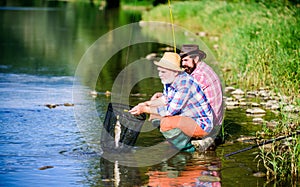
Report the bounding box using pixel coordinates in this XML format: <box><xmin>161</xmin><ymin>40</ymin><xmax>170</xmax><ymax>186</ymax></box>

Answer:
<box><xmin>182</xmin><ymin>60</ymin><xmax>196</xmax><ymax>74</ymax></box>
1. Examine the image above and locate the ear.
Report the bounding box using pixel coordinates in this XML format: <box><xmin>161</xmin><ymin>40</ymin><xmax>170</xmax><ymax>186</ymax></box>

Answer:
<box><xmin>194</xmin><ymin>56</ymin><xmax>200</xmax><ymax>63</ymax></box>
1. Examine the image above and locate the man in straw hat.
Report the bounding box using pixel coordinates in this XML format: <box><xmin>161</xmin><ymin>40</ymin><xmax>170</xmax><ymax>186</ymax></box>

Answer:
<box><xmin>149</xmin><ymin>45</ymin><xmax>224</xmax><ymax>151</ymax></box>
<box><xmin>129</xmin><ymin>52</ymin><xmax>213</xmax><ymax>152</ymax></box>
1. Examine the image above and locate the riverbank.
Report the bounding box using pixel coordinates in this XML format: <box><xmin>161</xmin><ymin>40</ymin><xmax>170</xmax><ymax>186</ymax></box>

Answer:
<box><xmin>141</xmin><ymin>0</ymin><xmax>299</xmax><ymax>102</ymax></box>
<box><xmin>140</xmin><ymin>0</ymin><xmax>299</xmax><ymax>184</ymax></box>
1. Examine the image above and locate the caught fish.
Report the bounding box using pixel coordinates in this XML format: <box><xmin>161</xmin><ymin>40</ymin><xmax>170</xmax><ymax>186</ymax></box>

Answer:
<box><xmin>114</xmin><ymin>115</ymin><xmax>121</xmax><ymax>148</ymax></box>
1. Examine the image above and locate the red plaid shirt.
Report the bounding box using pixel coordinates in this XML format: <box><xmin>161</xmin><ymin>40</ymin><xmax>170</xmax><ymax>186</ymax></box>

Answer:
<box><xmin>191</xmin><ymin>62</ymin><xmax>224</xmax><ymax>126</ymax></box>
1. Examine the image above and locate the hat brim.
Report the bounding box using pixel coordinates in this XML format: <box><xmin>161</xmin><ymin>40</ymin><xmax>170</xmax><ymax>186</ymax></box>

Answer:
<box><xmin>153</xmin><ymin>60</ymin><xmax>184</xmax><ymax>72</ymax></box>
<box><xmin>180</xmin><ymin>49</ymin><xmax>206</xmax><ymax>59</ymax></box>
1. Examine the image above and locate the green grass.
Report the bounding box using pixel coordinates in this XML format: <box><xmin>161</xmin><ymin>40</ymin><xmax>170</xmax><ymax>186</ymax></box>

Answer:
<box><xmin>141</xmin><ymin>0</ymin><xmax>300</xmax><ymax>102</ymax></box>
<box><xmin>141</xmin><ymin>0</ymin><xmax>300</xmax><ymax>183</ymax></box>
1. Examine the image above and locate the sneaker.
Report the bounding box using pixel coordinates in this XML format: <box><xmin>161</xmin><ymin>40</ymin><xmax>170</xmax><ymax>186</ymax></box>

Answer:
<box><xmin>191</xmin><ymin>137</ymin><xmax>214</xmax><ymax>152</ymax></box>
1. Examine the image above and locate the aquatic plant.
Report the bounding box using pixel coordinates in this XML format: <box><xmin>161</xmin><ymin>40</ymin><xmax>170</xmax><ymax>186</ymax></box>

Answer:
<box><xmin>255</xmin><ymin>113</ymin><xmax>300</xmax><ymax>185</ymax></box>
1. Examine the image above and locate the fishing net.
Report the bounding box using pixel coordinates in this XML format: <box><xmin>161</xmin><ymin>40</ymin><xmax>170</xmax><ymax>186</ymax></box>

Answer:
<box><xmin>100</xmin><ymin>103</ymin><xmax>146</xmax><ymax>152</ymax></box>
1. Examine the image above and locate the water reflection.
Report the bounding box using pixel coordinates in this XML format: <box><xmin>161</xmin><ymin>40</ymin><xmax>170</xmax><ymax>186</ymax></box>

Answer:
<box><xmin>147</xmin><ymin>151</ymin><xmax>221</xmax><ymax>186</ymax></box>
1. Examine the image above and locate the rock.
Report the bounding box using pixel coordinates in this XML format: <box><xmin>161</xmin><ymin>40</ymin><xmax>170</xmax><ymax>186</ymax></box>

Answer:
<box><xmin>225</xmin><ymin>101</ymin><xmax>239</xmax><ymax>107</ymax></box>
<box><xmin>231</xmin><ymin>89</ymin><xmax>244</xmax><ymax>95</ymax></box>
<box><xmin>198</xmin><ymin>175</ymin><xmax>221</xmax><ymax>182</ymax></box>
<box><xmin>225</xmin><ymin>97</ymin><xmax>234</xmax><ymax>101</ymax></box>
<box><xmin>246</xmin><ymin>108</ymin><xmax>266</xmax><ymax>115</ymax></box>
<box><xmin>45</xmin><ymin>104</ymin><xmax>57</xmax><ymax>109</ymax></box>
<box><xmin>253</xmin><ymin>171</ymin><xmax>266</xmax><ymax>177</ymax></box>
<box><xmin>247</xmin><ymin>91</ymin><xmax>258</xmax><ymax>97</ymax></box>
<box><xmin>236</xmin><ymin>135</ymin><xmax>256</xmax><ymax>143</ymax></box>
<box><xmin>258</xmin><ymin>90</ymin><xmax>270</xmax><ymax>98</ymax></box>
<box><xmin>89</xmin><ymin>90</ymin><xmax>98</xmax><ymax>97</ymax></box>
<box><xmin>64</xmin><ymin>103</ymin><xmax>74</xmax><ymax>107</ymax></box>
<box><xmin>38</xmin><ymin>166</ymin><xmax>54</xmax><ymax>170</ymax></box>
<box><xmin>225</xmin><ymin>86</ymin><xmax>235</xmax><ymax>93</ymax></box>
<box><xmin>239</xmin><ymin>102</ymin><xmax>247</xmax><ymax>106</ymax></box>
<box><xmin>251</xmin><ymin>102</ymin><xmax>260</xmax><ymax>107</ymax></box>
<box><xmin>233</xmin><ymin>94</ymin><xmax>244</xmax><ymax>100</ymax></box>
<box><xmin>283</xmin><ymin>105</ymin><xmax>299</xmax><ymax>113</ymax></box>
<box><xmin>253</xmin><ymin>117</ymin><xmax>264</xmax><ymax>124</ymax></box>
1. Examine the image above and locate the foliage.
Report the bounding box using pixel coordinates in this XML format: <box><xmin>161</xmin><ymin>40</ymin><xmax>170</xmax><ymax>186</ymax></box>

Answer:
<box><xmin>142</xmin><ymin>0</ymin><xmax>299</xmax><ymax>104</ymax></box>
<box><xmin>255</xmin><ymin>115</ymin><xmax>300</xmax><ymax>184</ymax></box>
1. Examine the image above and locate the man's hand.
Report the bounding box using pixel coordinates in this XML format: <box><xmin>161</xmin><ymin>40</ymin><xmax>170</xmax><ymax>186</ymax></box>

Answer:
<box><xmin>129</xmin><ymin>103</ymin><xmax>149</xmax><ymax>115</ymax></box>
<box><xmin>150</xmin><ymin>92</ymin><xmax>163</xmax><ymax>101</ymax></box>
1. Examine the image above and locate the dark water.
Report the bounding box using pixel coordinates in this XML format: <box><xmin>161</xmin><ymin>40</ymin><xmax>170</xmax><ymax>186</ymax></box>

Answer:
<box><xmin>0</xmin><ymin>1</ymin><xmax>277</xmax><ymax>186</ymax></box>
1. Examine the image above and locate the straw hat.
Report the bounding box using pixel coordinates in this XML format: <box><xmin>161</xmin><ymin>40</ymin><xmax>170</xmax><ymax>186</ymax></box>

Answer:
<box><xmin>179</xmin><ymin>44</ymin><xmax>206</xmax><ymax>60</ymax></box>
<box><xmin>154</xmin><ymin>52</ymin><xmax>184</xmax><ymax>72</ymax></box>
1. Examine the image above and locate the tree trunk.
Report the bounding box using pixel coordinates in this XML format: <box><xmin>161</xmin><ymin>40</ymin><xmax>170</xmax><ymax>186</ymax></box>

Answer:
<box><xmin>106</xmin><ymin>0</ymin><xmax>120</xmax><ymax>9</ymax></box>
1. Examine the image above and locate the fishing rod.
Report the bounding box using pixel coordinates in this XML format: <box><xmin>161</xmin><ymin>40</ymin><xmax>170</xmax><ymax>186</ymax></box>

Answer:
<box><xmin>224</xmin><ymin>130</ymin><xmax>300</xmax><ymax>158</ymax></box>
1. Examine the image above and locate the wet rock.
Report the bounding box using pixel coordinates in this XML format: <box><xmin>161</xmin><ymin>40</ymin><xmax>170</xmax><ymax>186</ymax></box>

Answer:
<box><xmin>231</xmin><ymin>89</ymin><xmax>244</xmax><ymax>95</ymax></box>
<box><xmin>225</xmin><ymin>101</ymin><xmax>239</xmax><ymax>106</ymax></box>
<box><xmin>89</xmin><ymin>90</ymin><xmax>98</xmax><ymax>98</ymax></box>
<box><xmin>253</xmin><ymin>117</ymin><xmax>264</xmax><ymax>124</ymax></box>
<box><xmin>38</xmin><ymin>165</ymin><xmax>54</xmax><ymax>170</ymax></box>
<box><xmin>258</xmin><ymin>90</ymin><xmax>270</xmax><ymax>98</ymax></box>
<box><xmin>233</xmin><ymin>94</ymin><xmax>244</xmax><ymax>100</ymax></box>
<box><xmin>253</xmin><ymin>171</ymin><xmax>266</xmax><ymax>177</ymax></box>
<box><xmin>64</xmin><ymin>103</ymin><xmax>74</xmax><ymax>107</ymax></box>
<box><xmin>198</xmin><ymin>175</ymin><xmax>221</xmax><ymax>182</ymax></box>
<box><xmin>225</xmin><ymin>86</ymin><xmax>235</xmax><ymax>93</ymax></box>
<box><xmin>225</xmin><ymin>97</ymin><xmax>234</xmax><ymax>101</ymax></box>
<box><xmin>45</xmin><ymin>104</ymin><xmax>57</xmax><ymax>109</ymax></box>
<box><xmin>239</xmin><ymin>101</ymin><xmax>247</xmax><ymax>106</ymax></box>
<box><xmin>283</xmin><ymin>105</ymin><xmax>299</xmax><ymax>113</ymax></box>
<box><xmin>247</xmin><ymin>91</ymin><xmax>258</xmax><ymax>97</ymax></box>
<box><xmin>236</xmin><ymin>135</ymin><xmax>256</xmax><ymax>143</ymax></box>
<box><xmin>251</xmin><ymin>102</ymin><xmax>260</xmax><ymax>107</ymax></box>
<box><xmin>246</xmin><ymin>108</ymin><xmax>266</xmax><ymax>115</ymax></box>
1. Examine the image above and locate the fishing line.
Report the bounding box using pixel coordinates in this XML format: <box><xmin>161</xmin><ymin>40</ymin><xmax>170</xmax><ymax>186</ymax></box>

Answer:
<box><xmin>117</xmin><ymin>0</ymin><xmax>139</xmax><ymax>105</ymax></box>
<box><xmin>168</xmin><ymin>0</ymin><xmax>176</xmax><ymax>53</ymax></box>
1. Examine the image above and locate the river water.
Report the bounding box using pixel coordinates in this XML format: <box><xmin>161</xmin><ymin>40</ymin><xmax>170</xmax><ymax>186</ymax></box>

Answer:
<box><xmin>0</xmin><ymin>1</ymin><xmax>276</xmax><ymax>186</ymax></box>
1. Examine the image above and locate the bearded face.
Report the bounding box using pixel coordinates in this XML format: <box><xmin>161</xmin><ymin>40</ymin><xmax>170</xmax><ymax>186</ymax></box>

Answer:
<box><xmin>181</xmin><ymin>57</ymin><xmax>197</xmax><ymax>74</ymax></box>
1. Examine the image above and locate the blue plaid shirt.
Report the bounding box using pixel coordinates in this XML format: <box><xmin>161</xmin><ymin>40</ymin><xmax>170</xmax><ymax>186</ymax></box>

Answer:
<box><xmin>157</xmin><ymin>72</ymin><xmax>213</xmax><ymax>133</ymax></box>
